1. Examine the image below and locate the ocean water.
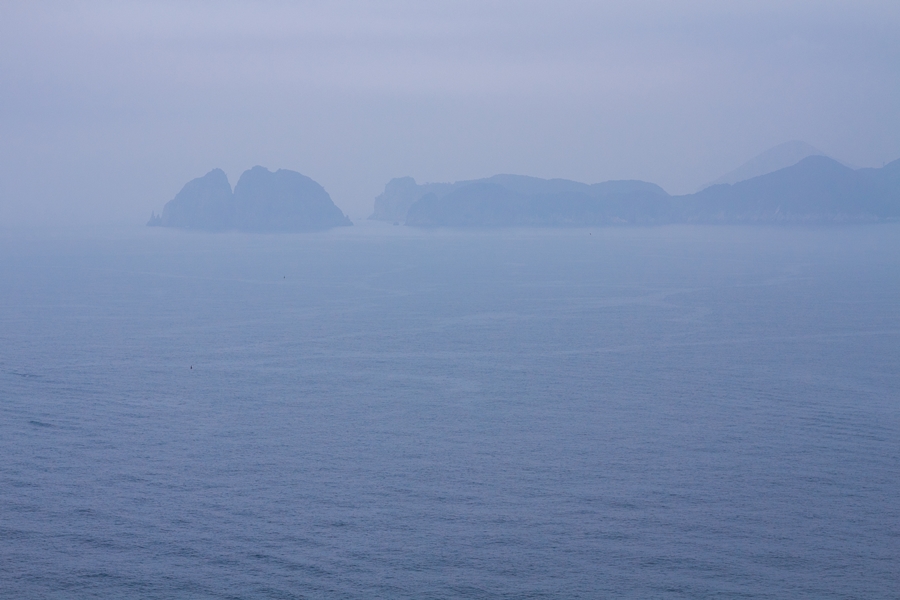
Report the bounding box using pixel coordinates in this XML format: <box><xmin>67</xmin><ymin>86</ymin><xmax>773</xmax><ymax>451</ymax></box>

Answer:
<box><xmin>1</xmin><ymin>223</ymin><xmax>898</xmax><ymax>598</ymax></box>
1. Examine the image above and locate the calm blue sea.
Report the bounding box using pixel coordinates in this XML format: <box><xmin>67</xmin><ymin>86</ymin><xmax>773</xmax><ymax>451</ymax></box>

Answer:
<box><xmin>1</xmin><ymin>223</ymin><xmax>898</xmax><ymax>598</ymax></box>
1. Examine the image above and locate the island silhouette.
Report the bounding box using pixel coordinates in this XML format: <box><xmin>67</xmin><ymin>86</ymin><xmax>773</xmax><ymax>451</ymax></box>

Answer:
<box><xmin>149</xmin><ymin>145</ymin><xmax>900</xmax><ymax>230</ymax></box>
<box><xmin>370</xmin><ymin>153</ymin><xmax>900</xmax><ymax>227</ymax></box>
<box><xmin>149</xmin><ymin>166</ymin><xmax>351</xmax><ymax>232</ymax></box>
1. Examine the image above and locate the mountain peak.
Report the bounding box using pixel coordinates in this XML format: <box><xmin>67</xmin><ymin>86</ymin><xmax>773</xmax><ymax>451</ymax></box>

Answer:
<box><xmin>705</xmin><ymin>141</ymin><xmax>827</xmax><ymax>188</ymax></box>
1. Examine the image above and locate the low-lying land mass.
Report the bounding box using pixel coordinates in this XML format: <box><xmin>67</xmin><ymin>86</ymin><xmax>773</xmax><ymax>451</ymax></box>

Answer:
<box><xmin>149</xmin><ymin>166</ymin><xmax>351</xmax><ymax>232</ymax></box>
<box><xmin>370</xmin><ymin>156</ymin><xmax>900</xmax><ymax>227</ymax></box>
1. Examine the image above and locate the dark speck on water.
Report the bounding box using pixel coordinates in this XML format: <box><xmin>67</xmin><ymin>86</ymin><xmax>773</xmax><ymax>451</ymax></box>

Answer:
<box><xmin>1</xmin><ymin>223</ymin><xmax>898</xmax><ymax>599</ymax></box>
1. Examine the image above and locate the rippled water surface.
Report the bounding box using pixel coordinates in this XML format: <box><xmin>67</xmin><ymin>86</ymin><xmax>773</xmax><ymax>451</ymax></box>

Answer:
<box><xmin>1</xmin><ymin>224</ymin><xmax>898</xmax><ymax>598</ymax></box>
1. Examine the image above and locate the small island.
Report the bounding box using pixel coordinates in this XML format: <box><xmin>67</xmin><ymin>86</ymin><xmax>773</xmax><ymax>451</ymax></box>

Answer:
<box><xmin>149</xmin><ymin>166</ymin><xmax>351</xmax><ymax>232</ymax></box>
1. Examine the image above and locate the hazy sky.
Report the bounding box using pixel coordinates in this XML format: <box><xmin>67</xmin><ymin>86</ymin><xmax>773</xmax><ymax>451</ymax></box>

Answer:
<box><xmin>2</xmin><ymin>0</ymin><xmax>899</xmax><ymax>225</ymax></box>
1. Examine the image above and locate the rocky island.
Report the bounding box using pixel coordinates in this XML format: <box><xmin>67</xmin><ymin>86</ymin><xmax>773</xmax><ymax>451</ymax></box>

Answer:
<box><xmin>149</xmin><ymin>167</ymin><xmax>351</xmax><ymax>232</ymax></box>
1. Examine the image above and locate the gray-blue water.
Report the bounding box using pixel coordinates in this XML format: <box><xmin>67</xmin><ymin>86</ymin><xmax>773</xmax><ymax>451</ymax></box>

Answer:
<box><xmin>1</xmin><ymin>224</ymin><xmax>898</xmax><ymax>598</ymax></box>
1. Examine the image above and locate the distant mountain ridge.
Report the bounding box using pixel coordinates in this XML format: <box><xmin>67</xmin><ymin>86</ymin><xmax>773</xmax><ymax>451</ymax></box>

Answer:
<box><xmin>372</xmin><ymin>156</ymin><xmax>900</xmax><ymax>227</ymax></box>
<box><xmin>704</xmin><ymin>140</ymin><xmax>829</xmax><ymax>188</ymax></box>
<box><xmin>679</xmin><ymin>155</ymin><xmax>900</xmax><ymax>223</ymax></box>
<box><xmin>149</xmin><ymin>167</ymin><xmax>351</xmax><ymax>232</ymax></box>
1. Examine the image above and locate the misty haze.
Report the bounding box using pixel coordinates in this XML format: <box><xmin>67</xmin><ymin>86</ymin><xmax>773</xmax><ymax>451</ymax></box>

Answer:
<box><xmin>2</xmin><ymin>3</ymin><xmax>899</xmax><ymax>599</ymax></box>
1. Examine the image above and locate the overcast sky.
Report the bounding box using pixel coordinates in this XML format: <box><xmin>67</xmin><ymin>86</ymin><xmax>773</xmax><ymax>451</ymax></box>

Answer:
<box><xmin>2</xmin><ymin>0</ymin><xmax>899</xmax><ymax>225</ymax></box>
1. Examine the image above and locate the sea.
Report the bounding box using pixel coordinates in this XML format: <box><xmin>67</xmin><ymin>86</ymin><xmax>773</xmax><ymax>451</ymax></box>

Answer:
<box><xmin>1</xmin><ymin>222</ymin><xmax>898</xmax><ymax>598</ymax></box>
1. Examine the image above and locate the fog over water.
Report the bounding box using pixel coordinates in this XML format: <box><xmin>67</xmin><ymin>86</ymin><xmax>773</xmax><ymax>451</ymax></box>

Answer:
<box><xmin>2</xmin><ymin>3</ymin><xmax>900</xmax><ymax>598</ymax></box>
<box><xmin>1</xmin><ymin>1</ymin><xmax>900</xmax><ymax>226</ymax></box>
<box><xmin>2</xmin><ymin>224</ymin><xmax>899</xmax><ymax>597</ymax></box>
